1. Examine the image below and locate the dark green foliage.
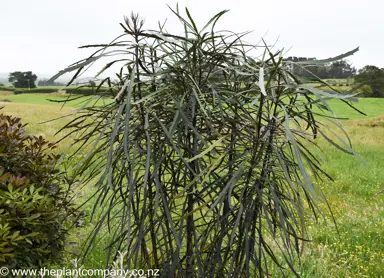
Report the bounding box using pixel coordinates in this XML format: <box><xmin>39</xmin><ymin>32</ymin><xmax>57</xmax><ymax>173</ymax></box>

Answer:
<box><xmin>355</xmin><ymin>65</ymin><xmax>384</xmax><ymax>97</ymax></box>
<box><xmin>0</xmin><ymin>112</ymin><xmax>79</xmax><ymax>268</ymax></box>
<box><xmin>12</xmin><ymin>87</ymin><xmax>115</xmax><ymax>96</ymax></box>
<box><xmin>328</xmin><ymin>60</ymin><xmax>356</xmax><ymax>78</ymax></box>
<box><xmin>8</xmin><ymin>71</ymin><xmax>37</xmax><ymax>89</ymax></box>
<box><xmin>13</xmin><ymin>88</ymin><xmax>59</xmax><ymax>94</ymax></box>
<box><xmin>53</xmin><ymin>7</ymin><xmax>361</xmax><ymax>277</ymax></box>
<box><xmin>0</xmin><ymin>86</ymin><xmax>15</xmax><ymax>92</ymax></box>
<box><xmin>357</xmin><ymin>84</ymin><xmax>373</xmax><ymax>97</ymax></box>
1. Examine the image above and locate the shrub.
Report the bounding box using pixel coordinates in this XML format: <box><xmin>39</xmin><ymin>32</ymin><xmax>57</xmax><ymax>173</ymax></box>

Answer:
<box><xmin>53</xmin><ymin>8</ymin><xmax>362</xmax><ymax>277</ymax></box>
<box><xmin>357</xmin><ymin>84</ymin><xmax>373</xmax><ymax>97</ymax></box>
<box><xmin>0</xmin><ymin>112</ymin><xmax>79</xmax><ymax>268</ymax></box>
<box><xmin>13</xmin><ymin>89</ymin><xmax>23</xmax><ymax>95</ymax></box>
<box><xmin>28</xmin><ymin>88</ymin><xmax>61</xmax><ymax>94</ymax></box>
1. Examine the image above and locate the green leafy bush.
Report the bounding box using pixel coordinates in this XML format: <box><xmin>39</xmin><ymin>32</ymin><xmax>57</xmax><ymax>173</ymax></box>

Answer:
<box><xmin>357</xmin><ymin>84</ymin><xmax>373</xmax><ymax>97</ymax></box>
<box><xmin>0</xmin><ymin>112</ymin><xmax>79</xmax><ymax>268</ymax></box>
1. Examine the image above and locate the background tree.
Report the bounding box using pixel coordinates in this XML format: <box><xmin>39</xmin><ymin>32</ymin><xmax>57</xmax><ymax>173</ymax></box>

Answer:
<box><xmin>88</xmin><ymin>80</ymin><xmax>96</xmax><ymax>87</ymax></box>
<box><xmin>328</xmin><ymin>60</ymin><xmax>356</xmax><ymax>79</ymax></box>
<box><xmin>8</xmin><ymin>71</ymin><xmax>37</xmax><ymax>88</ymax></box>
<box><xmin>51</xmin><ymin>7</ymin><xmax>361</xmax><ymax>277</ymax></box>
<box><xmin>355</xmin><ymin>65</ymin><xmax>384</xmax><ymax>97</ymax></box>
<box><xmin>285</xmin><ymin>58</ymin><xmax>356</xmax><ymax>79</ymax></box>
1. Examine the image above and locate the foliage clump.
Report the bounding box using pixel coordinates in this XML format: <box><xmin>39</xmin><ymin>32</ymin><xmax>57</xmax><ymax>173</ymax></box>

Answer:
<box><xmin>0</xmin><ymin>111</ymin><xmax>79</xmax><ymax>268</ymax></box>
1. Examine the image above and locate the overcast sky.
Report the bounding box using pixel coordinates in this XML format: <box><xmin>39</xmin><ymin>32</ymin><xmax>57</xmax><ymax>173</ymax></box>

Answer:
<box><xmin>1</xmin><ymin>0</ymin><xmax>383</xmax><ymax>77</ymax></box>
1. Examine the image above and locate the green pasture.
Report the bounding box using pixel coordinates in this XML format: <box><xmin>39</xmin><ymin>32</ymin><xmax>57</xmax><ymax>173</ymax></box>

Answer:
<box><xmin>0</xmin><ymin>92</ymin><xmax>379</xmax><ymax>119</ymax></box>
<box><xmin>0</xmin><ymin>93</ymin><xmax>113</xmax><ymax>108</ymax></box>
<box><xmin>296</xmin><ymin>117</ymin><xmax>384</xmax><ymax>276</ymax></box>
<box><xmin>317</xmin><ymin>98</ymin><xmax>384</xmax><ymax>120</ymax></box>
<box><xmin>0</xmin><ymin>96</ymin><xmax>383</xmax><ymax>277</ymax></box>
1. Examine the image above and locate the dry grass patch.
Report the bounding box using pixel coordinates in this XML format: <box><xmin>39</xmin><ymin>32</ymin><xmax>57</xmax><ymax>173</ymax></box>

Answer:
<box><xmin>0</xmin><ymin>102</ymin><xmax>76</xmax><ymax>151</ymax></box>
<box><xmin>0</xmin><ymin>90</ymin><xmax>14</xmax><ymax>95</ymax></box>
<box><xmin>349</xmin><ymin>115</ymin><xmax>384</xmax><ymax>128</ymax></box>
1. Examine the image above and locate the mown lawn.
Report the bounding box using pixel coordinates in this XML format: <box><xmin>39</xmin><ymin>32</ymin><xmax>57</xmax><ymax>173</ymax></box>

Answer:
<box><xmin>1</xmin><ymin>96</ymin><xmax>383</xmax><ymax>277</ymax></box>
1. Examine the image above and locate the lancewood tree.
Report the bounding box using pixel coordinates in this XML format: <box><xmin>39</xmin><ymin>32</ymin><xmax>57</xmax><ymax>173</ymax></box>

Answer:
<box><xmin>52</xmin><ymin>6</ymin><xmax>361</xmax><ymax>277</ymax></box>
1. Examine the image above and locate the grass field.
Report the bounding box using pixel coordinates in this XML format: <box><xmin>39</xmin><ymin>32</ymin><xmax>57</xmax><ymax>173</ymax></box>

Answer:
<box><xmin>296</xmin><ymin>116</ymin><xmax>384</xmax><ymax>277</ymax></box>
<box><xmin>0</xmin><ymin>95</ymin><xmax>383</xmax><ymax>277</ymax></box>
<box><xmin>0</xmin><ymin>93</ymin><xmax>113</xmax><ymax>108</ymax></box>
<box><xmin>315</xmin><ymin>98</ymin><xmax>384</xmax><ymax>120</ymax></box>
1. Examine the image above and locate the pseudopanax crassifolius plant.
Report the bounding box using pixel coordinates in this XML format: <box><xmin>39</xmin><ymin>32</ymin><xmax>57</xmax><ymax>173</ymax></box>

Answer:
<box><xmin>51</xmin><ymin>5</ymin><xmax>362</xmax><ymax>277</ymax></box>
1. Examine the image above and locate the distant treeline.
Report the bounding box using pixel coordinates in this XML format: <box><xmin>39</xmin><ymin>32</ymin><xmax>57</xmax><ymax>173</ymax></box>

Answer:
<box><xmin>37</xmin><ymin>79</ymin><xmax>66</xmax><ymax>87</ymax></box>
<box><xmin>285</xmin><ymin>57</ymin><xmax>356</xmax><ymax>79</ymax></box>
